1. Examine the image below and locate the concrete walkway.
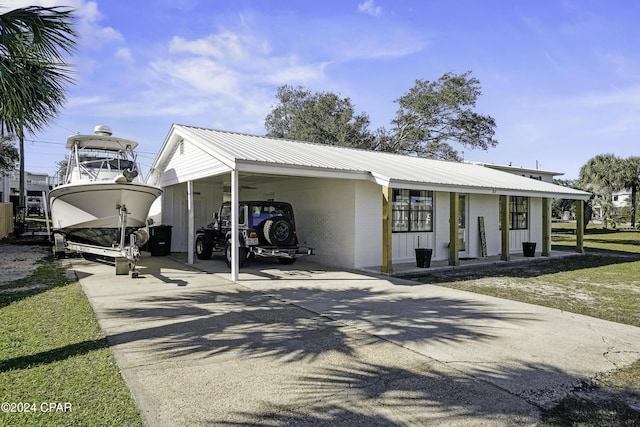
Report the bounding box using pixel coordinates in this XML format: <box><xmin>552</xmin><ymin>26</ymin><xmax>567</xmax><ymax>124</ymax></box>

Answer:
<box><xmin>68</xmin><ymin>253</ymin><xmax>640</xmax><ymax>426</ymax></box>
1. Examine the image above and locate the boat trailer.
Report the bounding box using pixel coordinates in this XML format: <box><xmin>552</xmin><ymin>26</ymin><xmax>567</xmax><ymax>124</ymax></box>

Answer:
<box><xmin>52</xmin><ymin>206</ymin><xmax>148</xmax><ymax>278</ymax></box>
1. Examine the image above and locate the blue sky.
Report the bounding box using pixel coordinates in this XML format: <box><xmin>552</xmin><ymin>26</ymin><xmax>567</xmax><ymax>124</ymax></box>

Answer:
<box><xmin>5</xmin><ymin>0</ymin><xmax>640</xmax><ymax>180</ymax></box>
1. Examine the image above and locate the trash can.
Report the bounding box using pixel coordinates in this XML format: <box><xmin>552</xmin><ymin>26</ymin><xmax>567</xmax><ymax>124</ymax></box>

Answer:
<box><xmin>415</xmin><ymin>248</ymin><xmax>433</xmax><ymax>268</ymax></box>
<box><xmin>148</xmin><ymin>225</ymin><xmax>172</xmax><ymax>256</ymax></box>
<box><xmin>522</xmin><ymin>242</ymin><xmax>536</xmax><ymax>257</ymax></box>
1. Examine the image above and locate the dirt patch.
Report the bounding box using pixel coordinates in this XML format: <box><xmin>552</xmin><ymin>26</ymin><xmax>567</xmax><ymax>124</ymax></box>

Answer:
<box><xmin>0</xmin><ymin>244</ymin><xmax>50</xmax><ymax>284</ymax></box>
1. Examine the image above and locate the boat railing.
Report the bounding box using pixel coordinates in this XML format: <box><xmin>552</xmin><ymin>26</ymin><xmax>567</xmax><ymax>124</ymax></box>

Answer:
<box><xmin>68</xmin><ymin>152</ymin><xmax>141</xmax><ymax>183</ymax></box>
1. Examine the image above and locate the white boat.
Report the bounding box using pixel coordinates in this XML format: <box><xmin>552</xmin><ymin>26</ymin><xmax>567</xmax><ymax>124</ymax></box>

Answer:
<box><xmin>49</xmin><ymin>126</ymin><xmax>162</xmax><ymax>248</ymax></box>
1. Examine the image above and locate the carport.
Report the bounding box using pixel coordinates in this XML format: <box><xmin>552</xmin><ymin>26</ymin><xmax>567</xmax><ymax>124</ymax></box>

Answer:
<box><xmin>147</xmin><ymin>124</ymin><xmax>591</xmax><ymax>281</ymax></box>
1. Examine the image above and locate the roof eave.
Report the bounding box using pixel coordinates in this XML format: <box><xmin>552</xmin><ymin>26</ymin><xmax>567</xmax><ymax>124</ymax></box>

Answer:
<box><xmin>379</xmin><ymin>178</ymin><xmax>591</xmax><ymax>200</ymax></box>
<box><xmin>237</xmin><ymin>160</ymin><xmax>371</xmax><ymax>180</ymax></box>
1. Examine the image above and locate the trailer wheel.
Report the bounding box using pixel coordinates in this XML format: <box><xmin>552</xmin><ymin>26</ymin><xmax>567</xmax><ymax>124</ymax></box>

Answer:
<box><xmin>263</xmin><ymin>217</ymin><xmax>294</xmax><ymax>245</ymax></box>
<box><xmin>225</xmin><ymin>240</ymin><xmax>247</xmax><ymax>268</ymax></box>
<box><xmin>195</xmin><ymin>235</ymin><xmax>213</xmax><ymax>260</ymax></box>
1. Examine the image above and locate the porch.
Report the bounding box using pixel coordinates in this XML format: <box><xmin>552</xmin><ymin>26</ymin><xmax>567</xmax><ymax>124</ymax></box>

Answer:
<box><xmin>364</xmin><ymin>249</ymin><xmax>584</xmax><ymax>278</ymax></box>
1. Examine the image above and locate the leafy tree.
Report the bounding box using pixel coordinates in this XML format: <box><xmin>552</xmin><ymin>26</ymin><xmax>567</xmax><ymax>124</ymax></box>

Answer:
<box><xmin>264</xmin><ymin>71</ymin><xmax>498</xmax><ymax>161</ymax></box>
<box><xmin>0</xmin><ymin>134</ymin><xmax>18</xmax><ymax>175</ymax></box>
<box><xmin>620</xmin><ymin>156</ymin><xmax>640</xmax><ymax>228</ymax></box>
<box><xmin>577</xmin><ymin>153</ymin><xmax>623</xmax><ymax>229</ymax></box>
<box><xmin>385</xmin><ymin>71</ymin><xmax>498</xmax><ymax>160</ymax></box>
<box><xmin>0</xmin><ymin>5</ymin><xmax>76</xmax><ymax>211</ymax></box>
<box><xmin>265</xmin><ymin>85</ymin><xmax>376</xmax><ymax>149</ymax></box>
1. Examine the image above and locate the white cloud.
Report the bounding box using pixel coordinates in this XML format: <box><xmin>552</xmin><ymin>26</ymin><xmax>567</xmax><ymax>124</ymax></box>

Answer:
<box><xmin>73</xmin><ymin>1</ymin><xmax>125</xmax><ymax>47</ymax></box>
<box><xmin>169</xmin><ymin>31</ymin><xmax>259</xmax><ymax>62</ymax></box>
<box><xmin>358</xmin><ymin>0</ymin><xmax>382</xmax><ymax>17</ymax></box>
<box><xmin>115</xmin><ymin>47</ymin><xmax>134</xmax><ymax>63</ymax></box>
<box><xmin>265</xmin><ymin>60</ymin><xmax>328</xmax><ymax>85</ymax></box>
<box><xmin>154</xmin><ymin>29</ymin><xmax>327</xmax><ymax>96</ymax></box>
<box><xmin>150</xmin><ymin>57</ymin><xmax>240</xmax><ymax>96</ymax></box>
<box><xmin>48</xmin><ymin>7</ymin><xmax>425</xmax><ymax>135</ymax></box>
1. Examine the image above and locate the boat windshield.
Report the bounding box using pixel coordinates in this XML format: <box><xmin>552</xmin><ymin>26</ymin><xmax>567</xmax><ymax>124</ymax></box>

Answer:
<box><xmin>78</xmin><ymin>156</ymin><xmax>135</xmax><ymax>171</ymax></box>
<box><xmin>66</xmin><ymin>148</ymin><xmax>141</xmax><ymax>183</ymax></box>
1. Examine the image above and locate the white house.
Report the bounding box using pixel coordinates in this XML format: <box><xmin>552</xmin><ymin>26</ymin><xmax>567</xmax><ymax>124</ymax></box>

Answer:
<box><xmin>147</xmin><ymin>124</ymin><xmax>591</xmax><ymax>280</ymax></box>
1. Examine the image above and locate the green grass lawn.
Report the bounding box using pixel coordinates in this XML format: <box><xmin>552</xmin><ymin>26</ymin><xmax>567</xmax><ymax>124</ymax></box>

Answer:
<box><xmin>0</xmin><ymin>251</ymin><xmax>143</xmax><ymax>426</ymax></box>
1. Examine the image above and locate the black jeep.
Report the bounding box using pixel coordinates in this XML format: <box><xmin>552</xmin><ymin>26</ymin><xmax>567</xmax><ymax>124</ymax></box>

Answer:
<box><xmin>195</xmin><ymin>201</ymin><xmax>312</xmax><ymax>267</ymax></box>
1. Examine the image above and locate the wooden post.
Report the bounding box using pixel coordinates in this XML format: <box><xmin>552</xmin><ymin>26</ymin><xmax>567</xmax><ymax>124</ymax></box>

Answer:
<box><xmin>381</xmin><ymin>186</ymin><xmax>393</xmax><ymax>273</ymax></box>
<box><xmin>500</xmin><ymin>195</ymin><xmax>510</xmax><ymax>261</ymax></box>
<box><xmin>449</xmin><ymin>192</ymin><xmax>459</xmax><ymax>266</ymax></box>
<box><xmin>542</xmin><ymin>198</ymin><xmax>551</xmax><ymax>256</ymax></box>
<box><xmin>576</xmin><ymin>199</ymin><xmax>585</xmax><ymax>253</ymax></box>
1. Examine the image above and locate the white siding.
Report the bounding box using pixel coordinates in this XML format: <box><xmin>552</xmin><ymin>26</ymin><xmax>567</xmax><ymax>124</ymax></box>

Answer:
<box><xmin>161</xmin><ymin>181</ymin><xmax>224</xmax><ymax>252</ymax></box>
<box><xmin>160</xmin><ymin>141</ymin><xmax>230</xmax><ymax>187</ymax></box>
<box><xmin>353</xmin><ymin>181</ymin><xmax>382</xmax><ymax>268</ymax></box>
<box><xmin>467</xmin><ymin>194</ymin><xmax>497</xmax><ymax>258</ymax></box>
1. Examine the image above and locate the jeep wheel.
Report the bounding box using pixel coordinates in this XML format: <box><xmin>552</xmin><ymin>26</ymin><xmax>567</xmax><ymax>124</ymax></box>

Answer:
<box><xmin>195</xmin><ymin>235</ymin><xmax>213</xmax><ymax>260</ymax></box>
<box><xmin>225</xmin><ymin>240</ymin><xmax>247</xmax><ymax>268</ymax></box>
<box><xmin>263</xmin><ymin>217</ymin><xmax>294</xmax><ymax>245</ymax></box>
<box><xmin>278</xmin><ymin>257</ymin><xmax>296</xmax><ymax>265</ymax></box>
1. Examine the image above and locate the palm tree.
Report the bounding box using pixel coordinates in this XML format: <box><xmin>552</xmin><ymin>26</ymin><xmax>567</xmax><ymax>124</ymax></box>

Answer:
<box><xmin>577</xmin><ymin>153</ymin><xmax>623</xmax><ymax>229</ymax></box>
<box><xmin>621</xmin><ymin>156</ymin><xmax>640</xmax><ymax>228</ymax></box>
<box><xmin>0</xmin><ymin>5</ymin><xmax>76</xmax><ymax>228</ymax></box>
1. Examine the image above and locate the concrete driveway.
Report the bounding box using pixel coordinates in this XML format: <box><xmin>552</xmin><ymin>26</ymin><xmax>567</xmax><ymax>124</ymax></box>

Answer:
<box><xmin>68</xmin><ymin>253</ymin><xmax>640</xmax><ymax>426</ymax></box>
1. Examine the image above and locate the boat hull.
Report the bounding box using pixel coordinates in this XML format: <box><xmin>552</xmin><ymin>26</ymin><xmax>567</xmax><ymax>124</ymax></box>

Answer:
<box><xmin>49</xmin><ymin>182</ymin><xmax>162</xmax><ymax>247</ymax></box>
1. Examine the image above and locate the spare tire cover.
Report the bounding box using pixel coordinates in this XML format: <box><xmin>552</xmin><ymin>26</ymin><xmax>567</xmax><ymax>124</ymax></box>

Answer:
<box><xmin>263</xmin><ymin>216</ymin><xmax>294</xmax><ymax>245</ymax></box>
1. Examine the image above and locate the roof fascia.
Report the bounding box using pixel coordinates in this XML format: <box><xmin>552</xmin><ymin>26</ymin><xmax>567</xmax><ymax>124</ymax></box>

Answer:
<box><xmin>380</xmin><ymin>179</ymin><xmax>591</xmax><ymax>201</ymax></box>
<box><xmin>237</xmin><ymin>160</ymin><xmax>371</xmax><ymax>180</ymax></box>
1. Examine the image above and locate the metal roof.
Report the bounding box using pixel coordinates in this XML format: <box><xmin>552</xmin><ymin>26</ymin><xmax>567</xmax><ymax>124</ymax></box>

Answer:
<box><xmin>152</xmin><ymin>124</ymin><xmax>591</xmax><ymax>200</ymax></box>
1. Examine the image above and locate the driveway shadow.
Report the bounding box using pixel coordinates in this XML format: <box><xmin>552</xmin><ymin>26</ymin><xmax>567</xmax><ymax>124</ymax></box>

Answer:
<box><xmin>78</xmin><ymin>255</ymin><xmax>640</xmax><ymax>425</ymax></box>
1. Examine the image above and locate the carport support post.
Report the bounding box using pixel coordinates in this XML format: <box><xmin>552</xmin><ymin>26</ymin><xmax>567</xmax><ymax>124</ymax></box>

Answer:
<box><xmin>449</xmin><ymin>192</ymin><xmax>459</xmax><ymax>266</ymax></box>
<box><xmin>381</xmin><ymin>186</ymin><xmax>393</xmax><ymax>274</ymax></box>
<box><xmin>187</xmin><ymin>180</ymin><xmax>194</xmax><ymax>265</ymax></box>
<box><xmin>230</xmin><ymin>169</ymin><xmax>239</xmax><ymax>281</ymax></box>
<box><xmin>576</xmin><ymin>199</ymin><xmax>585</xmax><ymax>253</ymax></box>
<box><xmin>500</xmin><ymin>195</ymin><xmax>510</xmax><ymax>261</ymax></box>
<box><xmin>542</xmin><ymin>198</ymin><xmax>551</xmax><ymax>256</ymax></box>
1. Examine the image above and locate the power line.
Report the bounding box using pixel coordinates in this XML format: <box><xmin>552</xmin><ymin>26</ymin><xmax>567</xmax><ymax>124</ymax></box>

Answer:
<box><xmin>24</xmin><ymin>139</ymin><xmax>66</xmax><ymax>145</ymax></box>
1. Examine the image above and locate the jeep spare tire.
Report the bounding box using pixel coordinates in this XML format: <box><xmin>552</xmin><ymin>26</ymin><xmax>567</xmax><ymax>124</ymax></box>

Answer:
<box><xmin>263</xmin><ymin>216</ymin><xmax>294</xmax><ymax>245</ymax></box>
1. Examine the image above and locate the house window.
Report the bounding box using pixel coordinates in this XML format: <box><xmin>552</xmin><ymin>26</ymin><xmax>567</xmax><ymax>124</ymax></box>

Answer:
<box><xmin>392</xmin><ymin>189</ymin><xmax>433</xmax><ymax>232</ymax></box>
<box><xmin>500</xmin><ymin>196</ymin><xmax>529</xmax><ymax>230</ymax></box>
